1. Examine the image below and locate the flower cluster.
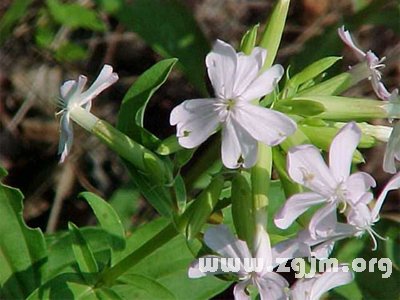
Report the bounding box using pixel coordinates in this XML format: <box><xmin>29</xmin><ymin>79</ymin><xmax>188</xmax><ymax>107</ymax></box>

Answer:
<box><xmin>54</xmin><ymin>25</ymin><xmax>398</xmax><ymax>300</ymax></box>
<box><xmin>338</xmin><ymin>26</ymin><xmax>400</xmax><ymax>173</ymax></box>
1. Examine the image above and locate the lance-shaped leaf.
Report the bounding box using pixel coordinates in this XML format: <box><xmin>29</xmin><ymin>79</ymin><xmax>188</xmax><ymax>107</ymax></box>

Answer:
<box><xmin>0</xmin><ymin>168</ymin><xmax>47</xmax><ymax>299</ymax></box>
<box><xmin>240</xmin><ymin>24</ymin><xmax>259</xmax><ymax>55</ymax></box>
<box><xmin>117</xmin><ymin>58</ymin><xmax>177</xmax><ymax>149</ymax></box>
<box><xmin>231</xmin><ymin>172</ymin><xmax>254</xmax><ymax>247</ymax></box>
<box><xmin>26</xmin><ymin>273</ymin><xmax>123</xmax><ymax>300</ymax></box>
<box><xmin>173</xmin><ymin>174</ymin><xmax>187</xmax><ymax>214</ymax></box>
<box><xmin>286</xmin><ymin>56</ymin><xmax>342</xmax><ymax>95</ymax></box>
<box><xmin>80</xmin><ymin>192</ymin><xmax>125</xmax><ymax>261</ymax></box>
<box><xmin>178</xmin><ymin>175</ymin><xmax>224</xmax><ymax>239</ymax></box>
<box><xmin>113</xmin><ymin>274</ymin><xmax>175</xmax><ymax>300</ymax></box>
<box><xmin>259</xmin><ymin>0</ymin><xmax>290</xmax><ymax>69</ymax></box>
<box><xmin>117</xmin><ymin>0</ymin><xmax>210</xmax><ymax>94</ymax></box>
<box><xmin>68</xmin><ymin>222</ymin><xmax>99</xmax><ymax>276</ymax></box>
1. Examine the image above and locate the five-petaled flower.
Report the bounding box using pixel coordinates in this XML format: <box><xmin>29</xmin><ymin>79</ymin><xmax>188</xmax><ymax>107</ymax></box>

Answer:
<box><xmin>57</xmin><ymin>65</ymin><xmax>118</xmax><ymax>163</ymax></box>
<box><xmin>274</xmin><ymin>122</ymin><xmax>376</xmax><ymax>239</ymax></box>
<box><xmin>290</xmin><ymin>265</ymin><xmax>353</xmax><ymax>300</ymax></box>
<box><xmin>338</xmin><ymin>26</ymin><xmax>388</xmax><ymax>100</ymax></box>
<box><xmin>188</xmin><ymin>225</ymin><xmax>289</xmax><ymax>300</ymax></box>
<box><xmin>170</xmin><ymin>40</ymin><xmax>296</xmax><ymax>169</ymax></box>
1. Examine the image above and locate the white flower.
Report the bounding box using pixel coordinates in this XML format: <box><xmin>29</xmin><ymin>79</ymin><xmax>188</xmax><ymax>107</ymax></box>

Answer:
<box><xmin>274</xmin><ymin>122</ymin><xmax>376</xmax><ymax>239</ymax></box>
<box><xmin>344</xmin><ymin>172</ymin><xmax>400</xmax><ymax>250</ymax></box>
<box><xmin>170</xmin><ymin>40</ymin><xmax>296</xmax><ymax>169</ymax></box>
<box><xmin>384</xmin><ymin>122</ymin><xmax>400</xmax><ymax>173</ymax></box>
<box><xmin>338</xmin><ymin>26</ymin><xmax>387</xmax><ymax>100</ymax></box>
<box><xmin>381</xmin><ymin>88</ymin><xmax>400</xmax><ymax>173</ymax></box>
<box><xmin>277</xmin><ymin>172</ymin><xmax>400</xmax><ymax>254</ymax></box>
<box><xmin>57</xmin><ymin>65</ymin><xmax>118</xmax><ymax>163</ymax></box>
<box><xmin>291</xmin><ymin>265</ymin><xmax>353</xmax><ymax>300</ymax></box>
<box><xmin>188</xmin><ymin>225</ymin><xmax>289</xmax><ymax>300</ymax></box>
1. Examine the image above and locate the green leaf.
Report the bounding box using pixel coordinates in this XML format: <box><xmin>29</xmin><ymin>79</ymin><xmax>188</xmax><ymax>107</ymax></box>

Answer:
<box><xmin>289</xmin><ymin>56</ymin><xmax>342</xmax><ymax>88</ymax></box>
<box><xmin>109</xmin><ymin>186</ymin><xmax>140</xmax><ymax>231</ymax></box>
<box><xmin>117</xmin><ymin>58</ymin><xmax>177</xmax><ymax>149</ymax></box>
<box><xmin>79</xmin><ymin>192</ymin><xmax>125</xmax><ymax>253</ymax></box>
<box><xmin>45</xmin><ymin>227</ymin><xmax>116</xmax><ymax>280</ymax></box>
<box><xmin>173</xmin><ymin>174</ymin><xmax>187</xmax><ymax>214</ymax></box>
<box><xmin>231</xmin><ymin>172</ymin><xmax>254</xmax><ymax>247</ymax></box>
<box><xmin>179</xmin><ymin>175</ymin><xmax>224</xmax><ymax>239</ymax></box>
<box><xmin>385</xmin><ymin>223</ymin><xmax>400</xmax><ymax>270</ymax></box>
<box><xmin>0</xmin><ymin>0</ymin><xmax>33</xmax><ymax>45</ymax></box>
<box><xmin>46</xmin><ymin>0</ymin><xmax>105</xmax><ymax>31</ymax></box>
<box><xmin>27</xmin><ymin>273</ymin><xmax>123</xmax><ymax>300</ymax></box>
<box><xmin>259</xmin><ymin>0</ymin><xmax>290</xmax><ymax>69</ymax></box>
<box><xmin>93</xmin><ymin>0</ymin><xmax>123</xmax><ymax>14</ymax></box>
<box><xmin>68</xmin><ymin>222</ymin><xmax>99</xmax><ymax>275</ymax></box>
<box><xmin>240</xmin><ymin>24</ymin><xmax>259</xmax><ymax>55</ymax></box>
<box><xmin>0</xmin><ymin>176</ymin><xmax>47</xmax><ymax>299</ymax></box>
<box><xmin>267</xmin><ymin>180</ymin><xmax>301</xmax><ymax>237</ymax></box>
<box><xmin>117</xmin><ymin>0</ymin><xmax>210</xmax><ymax>94</ymax></box>
<box><xmin>118</xmin><ymin>218</ymin><xmax>230</xmax><ymax>300</ymax></box>
<box><xmin>125</xmin><ymin>162</ymin><xmax>174</xmax><ymax>217</ymax></box>
<box><xmin>114</xmin><ymin>274</ymin><xmax>175</xmax><ymax>300</ymax></box>
<box><xmin>54</xmin><ymin>42</ymin><xmax>87</xmax><ymax>62</ymax></box>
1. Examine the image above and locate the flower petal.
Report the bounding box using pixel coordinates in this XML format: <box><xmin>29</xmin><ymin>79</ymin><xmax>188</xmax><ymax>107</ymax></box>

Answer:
<box><xmin>383</xmin><ymin>123</ymin><xmax>400</xmax><ymax>174</ymax></box>
<box><xmin>188</xmin><ymin>255</ymin><xmax>232</xmax><ymax>278</ymax></box>
<box><xmin>274</xmin><ymin>192</ymin><xmax>326</xmax><ymax>229</ymax></box>
<box><xmin>272</xmin><ymin>235</ymin><xmax>312</xmax><ymax>266</ymax></box>
<box><xmin>372</xmin><ymin>172</ymin><xmax>400</xmax><ymax>221</ymax></box>
<box><xmin>256</xmin><ymin>272</ymin><xmax>289</xmax><ymax>300</ymax></box>
<box><xmin>58</xmin><ymin>112</ymin><xmax>73</xmax><ymax>163</ymax></box>
<box><xmin>79</xmin><ymin>65</ymin><xmax>118</xmax><ymax>106</ymax></box>
<box><xmin>311</xmin><ymin>240</ymin><xmax>336</xmax><ymax>260</ymax></box>
<box><xmin>60</xmin><ymin>80</ymin><xmax>77</xmax><ymax>100</ymax></box>
<box><xmin>234</xmin><ymin>103</ymin><xmax>296</xmax><ymax>146</ymax></box>
<box><xmin>170</xmin><ymin>99</ymin><xmax>220</xmax><ymax>149</ymax></box>
<box><xmin>240</xmin><ymin>64</ymin><xmax>284</xmax><ymax>101</ymax></box>
<box><xmin>254</xmin><ymin>226</ymin><xmax>273</xmax><ymax>276</ymax></box>
<box><xmin>233</xmin><ymin>279</ymin><xmax>251</xmax><ymax>300</ymax></box>
<box><xmin>221</xmin><ymin>119</ymin><xmax>243</xmax><ymax>169</ymax></box>
<box><xmin>287</xmin><ymin>144</ymin><xmax>336</xmax><ymax>195</ymax></box>
<box><xmin>329</xmin><ymin>122</ymin><xmax>361</xmax><ymax>182</ymax></box>
<box><xmin>309</xmin><ymin>265</ymin><xmax>354</xmax><ymax>300</ymax></box>
<box><xmin>337</xmin><ymin>26</ymin><xmax>366</xmax><ymax>60</ymax></box>
<box><xmin>346</xmin><ymin>203</ymin><xmax>371</xmax><ymax>229</ymax></box>
<box><xmin>206</xmin><ymin>40</ymin><xmax>237</xmax><ymax>99</ymax></box>
<box><xmin>221</xmin><ymin>118</ymin><xmax>258</xmax><ymax>169</ymax></box>
<box><xmin>344</xmin><ymin>172</ymin><xmax>376</xmax><ymax>205</ymax></box>
<box><xmin>232</xmin><ymin>47</ymin><xmax>266</xmax><ymax>97</ymax></box>
<box><xmin>309</xmin><ymin>203</ymin><xmax>338</xmax><ymax>239</ymax></box>
<box><xmin>204</xmin><ymin>225</ymin><xmax>252</xmax><ymax>261</ymax></box>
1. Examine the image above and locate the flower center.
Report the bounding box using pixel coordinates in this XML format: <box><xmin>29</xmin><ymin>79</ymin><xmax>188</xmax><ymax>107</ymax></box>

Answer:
<box><xmin>213</xmin><ymin>98</ymin><xmax>238</xmax><ymax>122</ymax></box>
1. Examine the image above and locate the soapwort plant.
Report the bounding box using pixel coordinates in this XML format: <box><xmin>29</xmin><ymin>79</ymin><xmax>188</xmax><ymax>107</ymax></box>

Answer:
<box><xmin>0</xmin><ymin>1</ymin><xmax>399</xmax><ymax>299</ymax></box>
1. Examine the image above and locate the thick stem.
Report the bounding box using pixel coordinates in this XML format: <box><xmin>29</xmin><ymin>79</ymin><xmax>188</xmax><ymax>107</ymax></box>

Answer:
<box><xmin>98</xmin><ymin>223</ymin><xmax>178</xmax><ymax>286</ymax></box>
<box><xmin>251</xmin><ymin>144</ymin><xmax>272</xmax><ymax>230</ymax></box>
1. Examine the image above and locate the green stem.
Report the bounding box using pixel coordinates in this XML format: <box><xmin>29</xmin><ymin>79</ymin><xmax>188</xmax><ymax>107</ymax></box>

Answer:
<box><xmin>251</xmin><ymin>144</ymin><xmax>272</xmax><ymax>229</ymax></box>
<box><xmin>184</xmin><ymin>137</ymin><xmax>220</xmax><ymax>191</ymax></box>
<box><xmin>98</xmin><ymin>223</ymin><xmax>178</xmax><ymax>286</ymax></box>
